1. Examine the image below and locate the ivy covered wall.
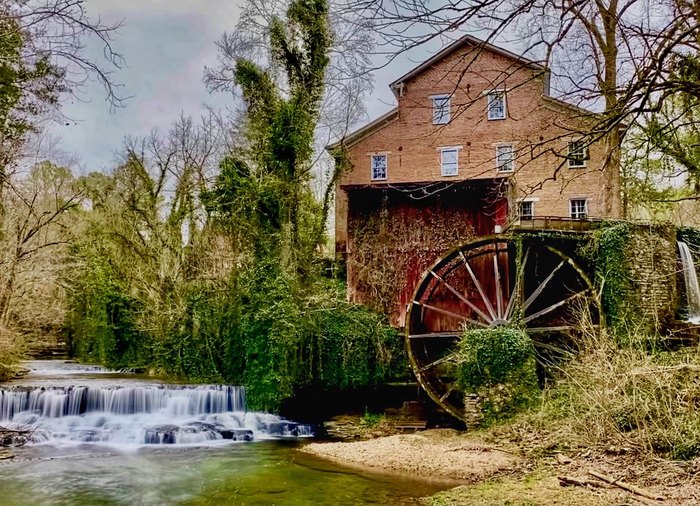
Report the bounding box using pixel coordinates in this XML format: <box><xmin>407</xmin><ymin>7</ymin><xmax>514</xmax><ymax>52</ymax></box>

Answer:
<box><xmin>346</xmin><ymin>181</ymin><xmax>507</xmax><ymax>326</ymax></box>
<box><xmin>588</xmin><ymin>222</ymin><xmax>679</xmax><ymax>338</ymax></box>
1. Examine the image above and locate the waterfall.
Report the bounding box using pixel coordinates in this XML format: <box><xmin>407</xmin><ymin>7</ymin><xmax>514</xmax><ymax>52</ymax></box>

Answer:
<box><xmin>678</xmin><ymin>241</ymin><xmax>700</xmax><ymax>321</ymax></box>
<box><xmin>0</xmin><ymin>384</ymin><xmax>312</xmax><ymax>445</ymax></box>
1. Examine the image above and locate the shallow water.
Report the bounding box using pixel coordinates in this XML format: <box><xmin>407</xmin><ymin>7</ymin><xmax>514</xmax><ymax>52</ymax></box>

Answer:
<box><xmin>0</xmin><ymin>442</ymin><xmax>445</xmax><ymax>505</ymax></box>
<box><xmin>0</xmin><ymin>361</ymin><xmax>447</xmax><ymax>505</ymax></box>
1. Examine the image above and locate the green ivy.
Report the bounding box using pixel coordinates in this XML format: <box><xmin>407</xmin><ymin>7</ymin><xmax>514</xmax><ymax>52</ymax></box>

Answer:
<box><xmin>583</xmin><ymin>222</ymin><xmax>636</xmax><ymax>339</ymax></box>
<box><xmin>456</xmin><ymin>326</ymin><xmax>539</xmax><ymax>423</ymax></box>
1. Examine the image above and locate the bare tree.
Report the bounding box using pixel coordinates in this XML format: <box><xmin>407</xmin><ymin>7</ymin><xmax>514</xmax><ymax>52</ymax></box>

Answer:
<box><xmin>0</xmin><ymin>0</ymin><xmax>124</xmax><ymax>237</ymax></box>
<box><xmin>0</xmin><ymin>161</ymin><xmax>80</xmax><ymax>331</ymax></box>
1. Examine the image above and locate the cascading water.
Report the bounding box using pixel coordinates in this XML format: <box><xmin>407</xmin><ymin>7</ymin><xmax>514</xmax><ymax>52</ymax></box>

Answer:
<box><xmin>0</xmin><ymin>363</ymin><xmax>312</xmax><ymax>446</ymax></box>
<box><xmin>678</xmin><ymin>241</ymin><xmax>700</xmax><ymax>322</ymax></box>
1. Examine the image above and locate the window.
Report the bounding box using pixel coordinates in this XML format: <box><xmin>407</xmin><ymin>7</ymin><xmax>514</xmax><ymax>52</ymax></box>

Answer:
<box><xmin>496</xmin><ymin>145</ymin><xmax>514</xmax><ymax>172</ymax></box>
<box><xmin>568</xmin><ymin>141</ymin><xmax>587</xmax><ymax>168</ymax></box>
<box><xmin>570</xmin><ymin>199</ymin><xmax>588</xmax><ymax>219</ymax></box>
<box><xmin>371</xmin><ymin>154</ymin><xmax>387</xmax><ymax>180</ymax></box>
<box><xmin>487</xmin><ymin>91</ymin><xmax>506</xmax><ymax>120</ymax></box>
<box><xmin>441</xmin><ymin>148</ymin><xmax>459</xmax><ymax>176</ymax></box>
<box><xmin>519</xmin><ymin>201</ymin><xmax>534</xmax><ymax>220</ymax></box>
<box><xmin>432</xmin><ymin>95</ymin><xmax>451</xmax><ymax>124</ymax></box>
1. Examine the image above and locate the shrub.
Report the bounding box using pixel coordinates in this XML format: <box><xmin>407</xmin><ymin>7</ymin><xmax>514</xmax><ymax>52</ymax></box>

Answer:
<box><xmin>456</xmin><ymin>326</ymin><xmax>540</xmax><ymax>423</ymax></box>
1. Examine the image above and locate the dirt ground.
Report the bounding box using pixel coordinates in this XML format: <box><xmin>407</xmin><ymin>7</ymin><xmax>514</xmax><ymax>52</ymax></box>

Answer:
<box><xmin>301</xmin><ymin>426</ymin><xmax>700</xmax><ymax>505</ymax></box>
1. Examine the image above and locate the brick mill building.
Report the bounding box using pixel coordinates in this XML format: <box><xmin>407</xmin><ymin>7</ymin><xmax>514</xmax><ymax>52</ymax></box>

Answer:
<box><xmin>331</xmin><ymin>35</ymin><xmax>621</xmax><ymax>327</ymax></box>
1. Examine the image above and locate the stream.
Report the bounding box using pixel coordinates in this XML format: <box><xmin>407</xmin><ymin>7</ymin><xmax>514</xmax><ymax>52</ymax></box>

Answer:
<box><xmin>0</xmin><ymin>361</ymin><xmax>447</xmax><ymax>505</ymax></box>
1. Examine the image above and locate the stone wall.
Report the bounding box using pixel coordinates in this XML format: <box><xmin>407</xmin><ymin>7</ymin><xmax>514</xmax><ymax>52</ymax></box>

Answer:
<box><xmin>623</xmin><ymin>223</ymin><xmax>679</xmax><ymax>333</ymax></box>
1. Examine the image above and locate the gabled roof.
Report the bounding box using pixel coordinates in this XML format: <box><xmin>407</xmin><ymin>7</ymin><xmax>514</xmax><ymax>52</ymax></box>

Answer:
<box><xmin>326</xmin><ymin>34</ymin><xmax>548</xmax><ymax>152</ymax></box>
<box><xmin>389</xmin><ymin>34</ymin><xmax>545</xmax><ymax>97</ymax></box>
<box><xmin>327</xmin><ymin>108</ymin><xmax>398</xmax><ymax>151</ymax></box>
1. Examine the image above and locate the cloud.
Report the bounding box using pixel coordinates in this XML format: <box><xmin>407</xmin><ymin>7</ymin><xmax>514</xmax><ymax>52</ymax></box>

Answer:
<box><xmin>56</xmin><ymin>1</ymin><xmax>242</xmax><ymax>171</ymax></box>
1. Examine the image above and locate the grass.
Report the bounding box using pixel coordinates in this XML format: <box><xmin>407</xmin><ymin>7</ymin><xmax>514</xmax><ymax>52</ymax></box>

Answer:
<box><xmin>505</xmin><ymin>323</ymin><xmax>700</xmax><ymax>461</ymax></box>
<box><xmin>360</xmin><ymin>410</ymin><xmax>384</xmax><ymax>427</ymax></box>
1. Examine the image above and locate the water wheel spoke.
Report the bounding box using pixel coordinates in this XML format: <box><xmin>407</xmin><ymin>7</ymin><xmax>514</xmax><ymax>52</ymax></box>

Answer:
<box><xmin>523</xmin><ymin>289</ymin><xmax>589</xmax><ymax>324</ymax></box>
<box><xmin>408</xmin><ymin>332</ymin><xmax>460</xmax><ymax>340</ymax></box>
<box><xmin>505</xmin><ymin>247</ymin><xmax>530</xmax><ymax>319</ymax></box>
<box><xmin>522</xmin><ymin>258</ymin><xmax>567</xmax><ymax>312</ymax></box>
<box><xmin>429</xmin><ymin>270</ymin><xmax>493</xmax><ymax>324</ymax></box>
<box><xmin>493</xmin><ymin>251</ymin><xmax>504</xmax><ymax>319</ymax></box>
<box><xmin>414</xmin><ymin>302</ymin><xmax>489</xmax><ymax>328</ymax></box>
<box><xmin>406</xmin><ymin>235</ymin><xmax>601</xmax><ymax>424</ymax></box>
<box><xmin>417</xmin><ymin>352</ymin><xmax>458</xmax><ymax>374</ymax></box>
<box><xmin>460</xmin><ymin>251</ymin><xmax>498</xmax><ymax>320</ymax></box>
<box><xmin>440</xmin><ymin>382</ymin><xmax>458</xmax><ymax>402</ymax></box>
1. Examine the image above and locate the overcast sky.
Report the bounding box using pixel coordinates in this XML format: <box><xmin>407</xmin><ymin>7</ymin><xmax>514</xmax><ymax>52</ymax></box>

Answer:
<box><xmin>57</xmin><ymin>0</ymin><xmax>241</xmax><ymax>171</ymax></box>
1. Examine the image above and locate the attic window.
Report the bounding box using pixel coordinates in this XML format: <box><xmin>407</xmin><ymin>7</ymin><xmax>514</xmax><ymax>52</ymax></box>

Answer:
<box><xmin>432</xmin><ymin>95</ymin><xmax>451</xmax><ymax>124</ymax></box>
<box><xmin>487</xmin><ymin>91</ymin><xmax>506</xmax><ymax>120</ymax></box>
<box><xmin>371</xmin><ymin>154</ymin><xmax>387</xmax><ymax>180</ymax></box>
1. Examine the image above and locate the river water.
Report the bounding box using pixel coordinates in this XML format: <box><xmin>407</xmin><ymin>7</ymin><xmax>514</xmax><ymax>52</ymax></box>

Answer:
<box><xmin>0</xmin><ymin>361</ymin><xmax>447</xmax><ymax>505</ymax></box>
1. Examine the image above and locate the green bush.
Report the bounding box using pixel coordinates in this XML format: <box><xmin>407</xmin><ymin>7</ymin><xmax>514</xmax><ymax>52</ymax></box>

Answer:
<box><xmin>457</xmin><ymin>326</ymin><xmax>539</xmax><ymax>423</ymax></box>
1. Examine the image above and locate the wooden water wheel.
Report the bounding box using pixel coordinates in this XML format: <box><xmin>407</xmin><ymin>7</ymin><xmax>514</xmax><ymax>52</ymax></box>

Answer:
<box><xmin>405</xmin><ymin>235</ymin><xmax>601</xmax><ymax>422</ymax></box>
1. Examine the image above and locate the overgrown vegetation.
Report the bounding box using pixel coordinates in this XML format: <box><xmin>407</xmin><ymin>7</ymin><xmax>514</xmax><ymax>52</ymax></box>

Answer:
<box><xmin>507</xmin><ymin>325</ymin><xmax>700</xmax><ymax>461</ymax></box>
<box><xmin>586</xmin><ymin>222</ymin><xmax>634</xmax><ymax>335</ymax></box>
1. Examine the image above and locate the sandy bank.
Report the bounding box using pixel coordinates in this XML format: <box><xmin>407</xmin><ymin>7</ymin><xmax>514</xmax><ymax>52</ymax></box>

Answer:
<box><xmin>301</xmin><ymin>429</ymin><xmax>521</xmax><ymax>482</ymax></box>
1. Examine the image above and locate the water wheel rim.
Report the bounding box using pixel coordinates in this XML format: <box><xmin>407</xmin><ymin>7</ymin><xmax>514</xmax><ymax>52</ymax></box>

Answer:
<box><xmin>404</xmin><ymin>234</ymin><xmax>601</xmax><ymax>422</ymax></box>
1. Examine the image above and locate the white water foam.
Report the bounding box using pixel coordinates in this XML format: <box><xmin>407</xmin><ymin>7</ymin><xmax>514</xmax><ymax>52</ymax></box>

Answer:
<box><xmin>0</xmin><ymin>384</ymin><xmax>312</xmax><ymax>447</ymax></box>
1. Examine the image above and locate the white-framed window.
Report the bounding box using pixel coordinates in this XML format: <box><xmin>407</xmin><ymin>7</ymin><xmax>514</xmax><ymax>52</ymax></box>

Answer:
<box><xmin>496</xmin><ymin>144</ymin><xmax>514</xmax><ymax>172</ymax></box>
<box><xmin>487</xmin><ymin>91</ymin><xmax>506</xmax><ymax>120</ymax></box>
<box><xmin>432</xmin><ymin>94</ymin><xmax>451</xmax><ymax>124</ymax></box>
<box><xmin>440</xmin><ymin>147</ymin><xmax>459</xmax><ymax>176</ymax></box>
<box><xmin>371</xmin><ymin>154</ymin><xmax>387</xmax><ymax>180</ymax></box>
<box><xmin>568</xmin><ymin>141</ymin><xmax>587</xmax><ymax>168</ymax></box>
<box><xmin>570</xmin><ymin>198</ymin><xmax>588</xmax><ymax>218</ymax></box>
<box><xmin>518</xmin><ymin>200</ymin><xmax>534</xmax><ymax>220</ymax></box>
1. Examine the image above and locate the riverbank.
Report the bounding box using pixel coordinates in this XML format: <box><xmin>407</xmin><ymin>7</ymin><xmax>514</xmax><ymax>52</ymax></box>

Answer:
<box><xmin>302</xmin><ymin>426</ymin><xmax>700</xmax><ymax>505</ymax></box>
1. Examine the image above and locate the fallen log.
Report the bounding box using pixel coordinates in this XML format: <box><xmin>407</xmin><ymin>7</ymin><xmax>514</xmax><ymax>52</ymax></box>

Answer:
<box><xmin>588</xmin><ymin>469</ymin><xmax>665</xmax><ymax>501</ymax></box>
<box><xmin>558</xmin><ymin>475</ymin><xmax>603</xmax><ymax>488</ymax></box>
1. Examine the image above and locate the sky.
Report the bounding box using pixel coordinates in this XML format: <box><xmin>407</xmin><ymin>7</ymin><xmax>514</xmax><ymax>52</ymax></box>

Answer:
<box><xmin>57</xmin><ymin>0</ymin><xmax>243</xmax><ymax>171</ymax></box>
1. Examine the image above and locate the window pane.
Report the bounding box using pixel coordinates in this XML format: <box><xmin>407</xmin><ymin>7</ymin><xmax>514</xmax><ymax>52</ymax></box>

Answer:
<box><xmin>568</xmin><ymin>141</ymin><xmax>586</xmax><ymax>167</ymax></box>
<box><xmin>441</xmin><ymin>149</ymin><xmax>458</xmax><ymax>175</ymax></box>
<box><xmin>442</xmin><ymin>149</ymin><xmax>457</xmax><ymax>164</ymax></box>
<box><xmin>570</xmin><ymin>199</ymin><xmax>587</xmax><ymax>218</ymax></box>
<box><xmin>497</xmin><ymin>145</ymin><xmax>514</xmax><ymax>172</ymax></box>
<box><xmin>488</xmin><ymin>92</ymin><xmax>505</xmax><ymax>119</ymax></box>
<box><xmin>371</xmin><ymin>155</ymin><xmax>387</xmax><ymax>180</ymax></box>
<box><xmin>519</xmin><ymin>201</ymin><xmax>533</xmax><ymax>220</ymax></box>
<box><xmin>433</xmin><ymin>96</ymin><xmax>450</xmax><ymax>124</ymax></box>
